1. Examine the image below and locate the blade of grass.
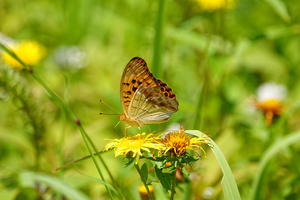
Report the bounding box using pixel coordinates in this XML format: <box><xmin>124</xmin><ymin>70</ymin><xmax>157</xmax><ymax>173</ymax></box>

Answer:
<box><xmin>20</xmin><ymin>171</ymin><xmax>91</xmax><ymax>200</ymax></box>
<box><xmin>0</xmin><ymin>42</ymin><xmax>115</xmax><ymax>199</ymax></box>
<box><xmin>250</xmin><ymin>130</ymin><xmax>300</xmax><ymax>200</ymax></box>
<box><xmin>264</xmin><ymin>0</ymin><xmax>290</xmax><ymax>23</ymax></box>
<box><xmin>152</xmin><ymin>0</ymin><xmax>168</xmax><ymax>78</ymax></box>
<box><xmin>53</xmin><ymin>149</ymin><xmax>107</xmax><ymax>172</ymax></box>
<box><xmin>135</xmin><ymin>163</ymin><xmax>154</xmax><ymax>200</ymax></box>
<box><xmin>186</xmin><ymin>130</ymin><xmax>241</xmax><ymax>200</ymax></box>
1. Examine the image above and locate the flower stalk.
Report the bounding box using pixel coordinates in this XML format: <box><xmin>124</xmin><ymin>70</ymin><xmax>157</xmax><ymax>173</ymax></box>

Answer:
<box><xmin>135</xmin><ymin>164</ymin><xmax>154</xmax><ymax>200</ymax></box>
<box><xmin>0</xmin><ymin>42</ymin><xmax>117</xmax><ymax>200</ymax></box>
<box><xmin>170</xmin><ymin>161</ymin><xmax>177</xmax><ymax>200</ymax></box>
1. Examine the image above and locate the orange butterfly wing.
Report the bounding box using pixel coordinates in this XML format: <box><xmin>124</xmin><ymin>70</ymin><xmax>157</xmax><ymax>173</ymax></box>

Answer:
<box><xmin>119</xmin><ymin>57</ymin><xmax>178</xmax><ymax>126</ymax></box>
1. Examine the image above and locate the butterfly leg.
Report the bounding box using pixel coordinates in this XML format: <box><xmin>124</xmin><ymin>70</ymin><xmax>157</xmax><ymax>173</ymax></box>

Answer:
<box><xmin>138</xmin><ymin>126</ymin><xmax>141</xmax><ymax>134</ymax></box>
<box><xmin>124</xmin><ymin>126</ymin><xmax>131</xmax><ymax>137</ymax></box>
<box><xmin>113</xmin><ymin>121</ymin><xmax>121</xmax><ymax>136</ymax></box>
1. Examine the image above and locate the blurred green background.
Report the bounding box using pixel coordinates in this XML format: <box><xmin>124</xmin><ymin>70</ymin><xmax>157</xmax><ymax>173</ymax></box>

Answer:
<box><xmin>1</xmin><ymin>0</ymin><xmax>300</xmax><ymax>199</ymax></box>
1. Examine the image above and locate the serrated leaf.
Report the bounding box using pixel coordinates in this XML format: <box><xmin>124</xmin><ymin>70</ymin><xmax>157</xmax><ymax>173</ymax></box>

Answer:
<box><xmin>162</xmin><ymin>165</ymin><xmax>176</xmax><ymax>173</ymax></box>
<box><xmin>178</xmin><ymin>163</ymin><xmax>189</xmax><ymax>176</ymax></box>
<box><xmin>124</xmin><ymin>158</ymin><xmax>135</xmax><ymax>168</ymax></box>
<box><xmin>141</xmin><ymin>163</ymin><xmax>148</xmax><ymax>182</ymax></box>
<box><xmin>183</xmin><ymin>155</ymin><xmax>199</xmax><ymax>163</ymax></box>
<box><xmin>155</xmin><ymin>165</ymin><xmax>171</xmax><ymax>192</ymax></box>
<box><xmin>144</xmin><ymin>156</ymin><xmax>165</xmax><ymax>162</ymax></box>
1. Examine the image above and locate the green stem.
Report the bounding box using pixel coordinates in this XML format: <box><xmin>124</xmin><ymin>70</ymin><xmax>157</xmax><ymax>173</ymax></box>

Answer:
<box><xmin>170</xmin><ymin>161</ymin><xmax>177</xmax><ymax>200</ymax></box>
<box><xmin>0</xmin><ymin>43</ymin><xmax>117</xmax><ymax>199</ymax></box>
<box><xmin>56</xmin><ymin>110</ymin><xmax>67</xmax><ymax>200</ymax></box>
<box><xmin>78</xmin><ymin>125</ymin><xmax>114</xmax><ymax>200</ymax></box>
<box><xmin>152</xmin><ymin>0</ymin><xmax>168</xmax><ymax>78</ymax></box>
<box><xmin>81</xmin><ymin>125</ymin><xmax>125</xmax><ymax>200</ymax></box>
<box><xmin>134</xmin><ymin>164</ymin><xmax>154</xmax><ymax>200</ymax></box>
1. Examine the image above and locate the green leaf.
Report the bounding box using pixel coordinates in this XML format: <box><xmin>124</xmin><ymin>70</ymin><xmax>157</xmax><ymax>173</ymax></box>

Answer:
<box><xmin>250</xmin><ymin>130</ymin><xmax>300</xmax><ymax>200</ymax></box>
<box><xmin>178</xmin><ymin>162</ymin><xmax>189</xmax><ymax>176</ymax></box>
<box><xmin>141</xmin><ymin>163</ymin><xmax>148</xmax><ymax>183</ymax></box>
<box><xmin>124</xmin><ymin>158</ymin><xmax>135</xmax><ymax>168</ymax></box>
<box><xmin>186</xmin><ymin>130</ymin><xmax>241</xmax><ymax>200</ymax></box>
<box><xmin>155</xmin><ymin>165</ymin><xmax>171</xmax><ymax>192</ymax></box>
<box><xmin>162</xmin><ymin>165</ymin><xmax>176</xmax><ymax>173</ymax></box>
<box><xmin>264</xmin><ymin>0</ymin><xmax>290</xmax><ymax>23</ymax></box>
<box><xmin>19</xmin><ymin>171</ymin><xmax>91</xmax><ymax>200</ymax></box>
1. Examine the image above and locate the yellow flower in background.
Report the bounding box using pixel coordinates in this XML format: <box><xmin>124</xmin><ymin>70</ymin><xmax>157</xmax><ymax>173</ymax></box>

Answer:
<box><xmin>138</xmin><ymin>184</ymin><xmax>154</xmax><ymax>200</ymax></box>
<box><xmin>104</xmin><ymin>133</ymin><xmax>162</xmax><ymax>164</ymax></box>
<box><xmin>158</xmin><ymin>128</ymin><xmax>207</xmax><ymax>156</ymax></box>
<box><xmin>1</xmin><ymin>40</ymin><xmax>46</xmax><ymax>70</ymax></box>
<box><xmin>196</xmin><ymin>0</ymin><xmax>235</xmax><ymax>12</ymax></box>
<box><xmin>254</xmin><ymin>82</ymin><xmax>287</xmax><ymax>126</ymax></box>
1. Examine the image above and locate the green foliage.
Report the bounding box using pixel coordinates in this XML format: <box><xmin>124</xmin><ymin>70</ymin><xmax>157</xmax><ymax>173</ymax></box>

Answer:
<box><xmin>1</xmin><ymin>0</ymin><xmax>300</xmax><ymax>199</ymax></box>
<box><xmin>155</xmin><ymin>165</ymin><xmax>172</xmax><ymax>192</ymax></box>
<box><xmin>141</xmin><ymin>163</ymin><xmax>149</xmax><ymax>183</ymax></box>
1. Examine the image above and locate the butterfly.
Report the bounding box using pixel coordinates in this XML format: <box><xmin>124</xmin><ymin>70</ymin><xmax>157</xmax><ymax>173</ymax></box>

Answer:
<box><xmin>118</xmin><ymin>57</ymin><xmax>179</xmax><ymax>133</ymax></box>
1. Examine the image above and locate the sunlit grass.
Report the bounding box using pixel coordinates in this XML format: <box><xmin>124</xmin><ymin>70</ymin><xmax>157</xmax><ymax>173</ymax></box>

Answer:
<box><xmin>1</xmin><ymin>0</ymin><xmax>300</xmax><ymax>199</ymax></box>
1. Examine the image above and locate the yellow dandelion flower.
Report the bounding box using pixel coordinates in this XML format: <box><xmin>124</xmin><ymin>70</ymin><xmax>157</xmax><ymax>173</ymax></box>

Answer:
<box><xmin>254</xmin><ymin>82</ymin><xmax>287</xmax><ymax>126</ymax></box>
<box><xmin>138</xmin><ymin>184</ymin><xmax>154</xmax><ymax>200</ymax></box>
<box><xmin>1</xmin><ymin>40</ymin><xmax>46</xmax><ymax>70</ymax></box>
<box><xmin>196</xmin><ymin>0</ymin><xmax>235</xmax><ymax>12</ymax></box>
<box><xmin>104</xmin><ymin>133</ymin><xmax>161</xmax><ymax>164</ymax></box>
<box><xmin>158</xmin><ymin>128</ymin><xmax>207</xmax><ymax>157</ymax></box>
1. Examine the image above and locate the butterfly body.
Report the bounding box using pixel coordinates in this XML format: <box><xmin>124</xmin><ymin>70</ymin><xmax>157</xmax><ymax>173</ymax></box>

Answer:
<box><xmin>118</xmin><ymin>57</ymin><xmax>179</xmax><ymax>128</ymax></box>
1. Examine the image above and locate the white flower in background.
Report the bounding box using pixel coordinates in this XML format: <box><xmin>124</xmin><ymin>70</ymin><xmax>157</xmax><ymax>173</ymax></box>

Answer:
<box><xmin>0</xmin><ymin>33</ymin><xmax>15</xmax><ymax>45</ymax></box>
<box><xmin>254</xmin><ymin>82</ymin><xmax>287</xmax><ymax>126</ymax></box>
<box><xmin>53</xmin><ymin>45</ymin><xmax>88</xmax><ymax>72</ymax></box>
<box><xmin>256</xmin><ymin>82</ymin><xmax>287</xmax><ymax>103</ymax></box>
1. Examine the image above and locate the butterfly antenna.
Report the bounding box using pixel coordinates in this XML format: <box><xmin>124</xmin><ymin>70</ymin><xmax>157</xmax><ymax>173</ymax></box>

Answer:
<box><xmin>99</xmin><ymin>99</ymin><xmax>120</xmax><ymax>114</ymax></box>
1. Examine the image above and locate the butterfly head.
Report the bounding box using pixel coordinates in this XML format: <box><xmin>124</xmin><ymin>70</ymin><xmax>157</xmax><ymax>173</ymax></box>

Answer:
<box><xmin>118</xmin><ymin>113</ymin><xmax>126</xmax><ymax>122</ymax></box>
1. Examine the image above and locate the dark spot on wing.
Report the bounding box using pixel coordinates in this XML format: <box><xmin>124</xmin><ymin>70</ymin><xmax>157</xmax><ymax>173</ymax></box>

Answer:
<box><xmin>132</xmin><ymin>86</ymin><xmax>137</xmax><ymax>92</ymax></box>
<box><xmin>126</xmin><ymin>91</ymin><xmax>132</xmax><ymax>95</ymax></box>
<box><xmin>160</xmin><ymin>87</ymin><xmax>165</xmax><ymax>92</ymax></box>
<box><xmin>131</xmin><ymin>79</ymin><xmax>136</xmax><ymax>84</ymax></box>
<box><xmin>138</xmin><ymin>81</ymin><xmax>142</xmax><ymax>85</ymax></box>
<box><xmin>169</xmin><ymin>94</ymin><xmax>175</xmax><ymax>98</ymax></box>
<box><xmin>163</xmin><ymin>92</ymin><xmax>168</xmax><ymax>97</ymax></box>
<box><xmin>159</xmin><ymin>102</ymin><xmax>166</xmax><ymax>107</ymax></box>
<box><xmin>123</xmin><ymin>96</ymin><xmax>130</xmax><ymax>99</ymax></box>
